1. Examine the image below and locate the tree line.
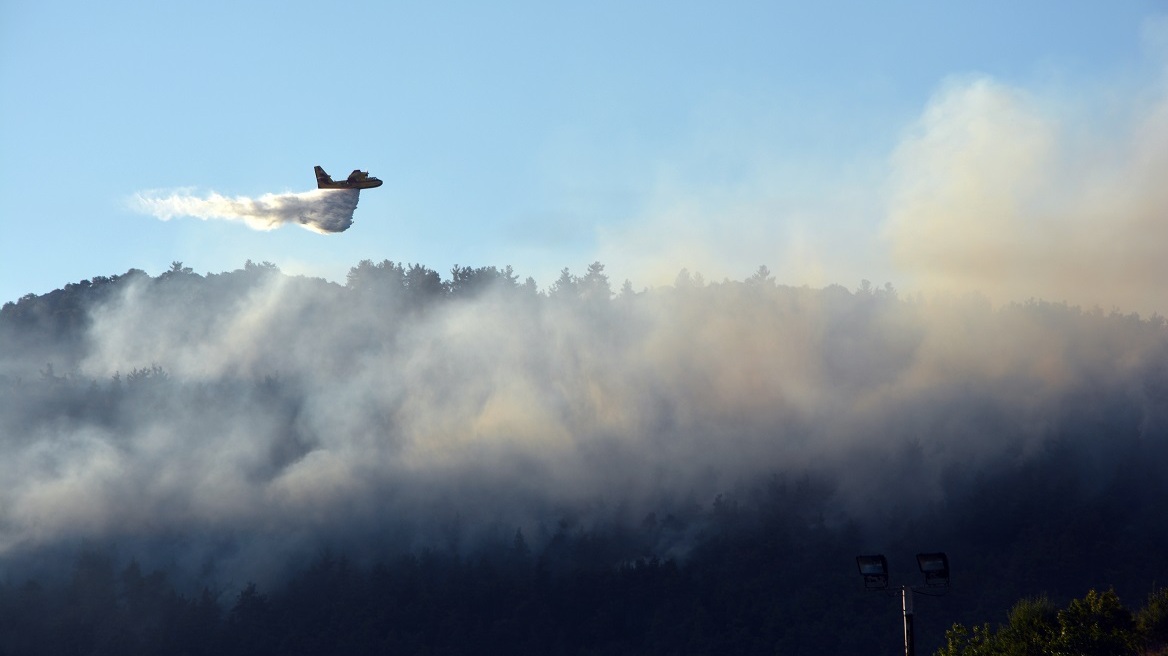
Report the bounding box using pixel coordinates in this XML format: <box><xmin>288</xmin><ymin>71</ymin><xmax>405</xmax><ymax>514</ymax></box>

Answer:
<box><xmin>2</xmin><ymin>259</ymin><xmax>1168</xmax><ymax>654</ymax></box>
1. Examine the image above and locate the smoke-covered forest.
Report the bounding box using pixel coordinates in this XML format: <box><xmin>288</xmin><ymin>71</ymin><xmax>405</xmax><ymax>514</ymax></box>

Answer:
<box><xmin>2</xmin><ymin>260</ymin><xmax>1167</xmax><ymax>655</ymax></box>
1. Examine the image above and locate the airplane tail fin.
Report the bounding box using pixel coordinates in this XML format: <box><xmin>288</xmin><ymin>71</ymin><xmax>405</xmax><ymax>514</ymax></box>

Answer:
<box><xmin>314</xmin><ymin>166</ymin><xmax>333</xmax><ymax>188</ymax></box>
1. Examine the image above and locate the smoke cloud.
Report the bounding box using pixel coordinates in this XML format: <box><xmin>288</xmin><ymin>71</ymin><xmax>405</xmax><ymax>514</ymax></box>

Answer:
<box><xmin>133</xmin><ymin>188</ymin><xmax>360</xmax><ymax>233</ymax></box>
<box><xmin>884</xmin><ymin>72</ymin><xmax>1168</xmax><ymax>315</ymax></box>
<box><xmin>2</xmin><ymin>266</ymin><xmax>1166</xmax><ymax>586</ymax></box>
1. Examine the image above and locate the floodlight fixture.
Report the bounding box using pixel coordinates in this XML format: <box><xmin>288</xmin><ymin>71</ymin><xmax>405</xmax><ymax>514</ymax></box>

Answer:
<box><xmin>857</xmin><ymin>551</ymin><xmax>950</xmax><ymax>656</ymax></box>
<box><xmin>916</xmin><ymin>552</ymin><xmax>950</xmax><ymax>588</ymax></box>
<box><xmin>856</xmin><ymin>554</ymin><xmax>889</xmax><ymax>589</ymax></box>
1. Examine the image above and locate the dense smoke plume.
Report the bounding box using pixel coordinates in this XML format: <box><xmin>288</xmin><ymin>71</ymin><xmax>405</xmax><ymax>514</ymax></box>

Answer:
<box><xmin>133</xmin><ymin>188</ymin><xmax>360</xmax><ymax>233</ymax></box>
<box><xmin>884</xmin><ymin>73</ymin><xmax>1168</xmax><ymax>314</ymax></box>
<box><xmin>585</xmin><ymin>56</ymin><xmax>1168</xmax><ymax>316</ymax></box>
<box><xmin>2</xmin><ymin>264</ymin><xmax>1167</xmax><ymax>587</ymax></box>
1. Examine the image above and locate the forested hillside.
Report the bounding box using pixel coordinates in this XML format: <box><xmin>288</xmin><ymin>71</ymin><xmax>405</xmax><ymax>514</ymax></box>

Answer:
<box><xmin>2</xmin><ymin>260</ymin><xmax>1167</xmax><ymax>654</ymax></box>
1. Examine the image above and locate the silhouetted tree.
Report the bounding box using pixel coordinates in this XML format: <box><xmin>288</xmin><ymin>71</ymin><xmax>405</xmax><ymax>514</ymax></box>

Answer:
<box><xmin>580</xmin><ymin>261</ymin><xmax>611</xmax><ymax>301</ymax></box>
<box><xmin>550</xmin><ymin>267</ymin><xmax>578</xmax><ymax>298</ymax></box>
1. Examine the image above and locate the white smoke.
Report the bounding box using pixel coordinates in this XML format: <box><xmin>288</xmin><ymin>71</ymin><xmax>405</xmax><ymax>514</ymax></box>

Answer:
<box><xmin>4</xmin><ymin>269</ymin><xmax>1162</xmax><ymax>552</ymax></box>
<box><xmin>133</xmin><ymin>188</ymin><xmax>361</xmax><ymax>234</ymax></box>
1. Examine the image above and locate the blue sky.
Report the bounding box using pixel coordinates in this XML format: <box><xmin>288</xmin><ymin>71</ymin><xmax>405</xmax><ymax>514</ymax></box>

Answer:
<box><xmin>3</xmin><ymin>1</ymin><xmax>1167</xmax><ymax>310</ymax></box>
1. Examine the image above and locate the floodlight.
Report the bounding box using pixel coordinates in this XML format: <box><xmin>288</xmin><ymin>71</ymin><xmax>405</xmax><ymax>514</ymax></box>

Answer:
<box><xmin>916</xmin><ymin>552</ymin><xmax>949</xmax><ymax>587</ymax></box>
<box><xmin>856</xmin><ymin>554</ymin><xmax>889</xmax><ymax>589</ymax></box>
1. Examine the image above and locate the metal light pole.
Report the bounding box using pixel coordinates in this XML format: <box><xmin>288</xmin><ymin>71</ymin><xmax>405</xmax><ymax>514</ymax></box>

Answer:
<box><xmin>856</xmin><ymin>552</ymin><xmax>949</xmax><ymax>656</ymax></box>
<box><xmin>901</xmin><ymin>584</ymin><xmax>915</xmax><ymax>656</ymax></box>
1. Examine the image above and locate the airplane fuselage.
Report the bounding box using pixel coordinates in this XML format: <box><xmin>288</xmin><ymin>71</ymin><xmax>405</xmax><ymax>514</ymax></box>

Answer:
<box><xmin>315</xmin><ymin>166</ymin><xmax>383</xmax><ymax>190</ymax></box>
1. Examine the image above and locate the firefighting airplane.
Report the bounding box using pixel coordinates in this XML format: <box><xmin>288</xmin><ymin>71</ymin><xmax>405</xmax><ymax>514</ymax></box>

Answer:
<box><xmin>314</xmin><ymin>166</ymin><xmax>383</xmax><ymax>190</ymax></box>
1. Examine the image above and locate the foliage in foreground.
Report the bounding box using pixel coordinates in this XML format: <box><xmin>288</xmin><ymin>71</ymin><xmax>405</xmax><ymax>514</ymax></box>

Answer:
<box><xmin>938</xmin><ymin>587</ymin><xmax>1168</xmax><ymax>656</ymax></box>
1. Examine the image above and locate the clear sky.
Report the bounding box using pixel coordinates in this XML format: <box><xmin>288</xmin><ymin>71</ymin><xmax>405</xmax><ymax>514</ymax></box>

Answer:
<box><xmin>3</xmin><ymin>1</ymin><xmax>1167</xmax><ymax>311</ymax></box>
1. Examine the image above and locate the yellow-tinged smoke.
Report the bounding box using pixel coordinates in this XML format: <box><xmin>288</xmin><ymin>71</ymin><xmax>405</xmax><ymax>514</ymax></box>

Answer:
<box><xmin>884</xmin><ymin>74</ymin><xmax>1168</xmax><ymax>315</ymax></box>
